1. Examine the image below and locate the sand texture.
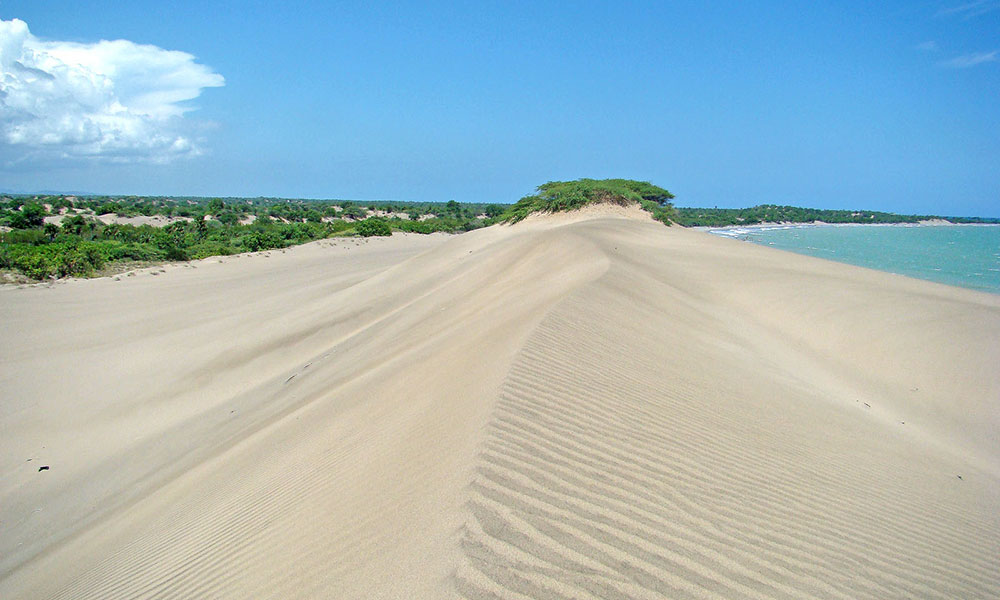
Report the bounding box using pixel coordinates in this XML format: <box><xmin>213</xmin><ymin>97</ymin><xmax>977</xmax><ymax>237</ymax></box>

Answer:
<box><xmin>2</xmin><ymin>210</ymin><xmax>999</xmax><ymax>599</ymax></box>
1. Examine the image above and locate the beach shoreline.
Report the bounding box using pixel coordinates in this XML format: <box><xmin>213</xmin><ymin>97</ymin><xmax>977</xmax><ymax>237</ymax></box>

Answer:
<box><xmin>695</xmin><ymin>219</ymin><xmax>1000</xmax><ymax>233</ymax></box>
<box><xmin>699</xmin><ymin>220</ymin><xmax>1000</xmax><ymax>295</ymax></box>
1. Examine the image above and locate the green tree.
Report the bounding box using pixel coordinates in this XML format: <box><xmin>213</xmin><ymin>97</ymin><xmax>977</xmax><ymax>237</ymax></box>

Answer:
<box><xmin>61</xmin><ymin>215</ymin><xmax>87</xmax><ymax>235</ymax></box>
<box><xmin>217</xmin><ymin>211</ymin><xmax>240</xmax><ymax>226</ymax></box>
<box><xmin>484</xmin><ymin>204</ymin><xmax>505</xmax><ymax>218</ymax></box>
<box><xmin>10</xmin><ymin>203</ymin><xmax>46</xmax><ymax>229</ymax></box>
<box><xmin>342</xmin><ymin>205</ymin><xmax>366</xmax><ymax>220</ymax></box>
<box><xmin>502</xmin><ymin>179</ymin><xmax>675</xmax><ymax>223</ymax></box>
<box><xmin>43</xmin><ymin>223</ymin><xmax>60</xmax><ymax>241</ymax></box>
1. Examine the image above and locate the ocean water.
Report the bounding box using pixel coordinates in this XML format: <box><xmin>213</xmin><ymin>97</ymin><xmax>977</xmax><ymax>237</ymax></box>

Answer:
<box><xmin>708</xmin><ymin>224</ymin><xmax>1000</xmax><ymax>294</ymax></box>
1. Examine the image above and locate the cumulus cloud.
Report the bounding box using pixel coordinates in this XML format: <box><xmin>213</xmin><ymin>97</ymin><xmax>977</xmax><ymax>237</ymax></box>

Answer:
<box><xmin>0</xmin><ymin>18</ymin><xmax>224</xmax><ymax>165</ymax></box>
<box><xmin>939</xmin><ymin>50</ymin><xmax>999</xmax><ymax>68</ymax></box>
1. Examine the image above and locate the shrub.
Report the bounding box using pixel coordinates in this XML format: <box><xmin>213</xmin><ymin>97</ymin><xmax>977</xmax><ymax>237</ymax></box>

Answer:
<box><xmin>502</xmin><ymin>179</ymin><xmax>674</xmax><ymax>223</ymax></box>
<box><xmin>484</xmin><ymin>204</ymin><xmax>505</xmax><ymax>218</ymax></box>
<box><xmin>188</xmin><ymin>241</ymin><xmax>236</xmax><ymax>259</ymax></box>
<box><xmin>0</xmin><ymin>241</ymin><xmax>106</xmax><ymax>278</ymax></box>
<box><xmin>239</xmin><ymin>230</ymin><xmax>285</xmax><ymax>251</ymax></box>
<box><xmin>164</xmin><ymin>245</ymin><xmax>190</xmax><ymax>261</ymax></box>
<box><xmin>342</xmin><ymin>206</ymin><xmax>367</xmax><ymax>220</ymax></box>
<box><xmin>2</xmin><ymin>228</ymin><xmax>47</xmax><ymax>245</ymax></box>
<box><xmin>9</xmin><ymin>203</ymin><xmax>46</xmax><ymax>229</ymax></box>
<box><xmin>61</xmin><ymin>215</ymin><xmax>89</xmax><ymax>235</ymax></box>
<box><xmin>326</xmin><ymin>219</ymin><xmax>353</xmax><ymax>234</ymax></box>
<box><xmin>356</xmin><ymin>218</ymin><xmax>392</xmax><ymax>237</ymax></box>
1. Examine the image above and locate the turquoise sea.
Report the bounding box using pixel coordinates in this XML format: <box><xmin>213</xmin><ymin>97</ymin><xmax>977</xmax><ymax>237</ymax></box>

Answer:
<box><xmin>708</xmin><ymin>224</ymin><xmax>1000</xmax><ymax>294</ymax></box>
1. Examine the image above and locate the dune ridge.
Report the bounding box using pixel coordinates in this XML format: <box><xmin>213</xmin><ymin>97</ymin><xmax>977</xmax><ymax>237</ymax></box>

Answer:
<box><xmin>2</xmin><ymin>209</ymin><xmax>998</xmax><ymax>598</ymax></box>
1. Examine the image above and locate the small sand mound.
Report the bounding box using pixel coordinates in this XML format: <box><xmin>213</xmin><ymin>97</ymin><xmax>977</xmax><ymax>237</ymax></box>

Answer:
<box><xmin>515</xmin><ymin>201</ymin><xmax>655</xmax><ymax>226</ymax></box>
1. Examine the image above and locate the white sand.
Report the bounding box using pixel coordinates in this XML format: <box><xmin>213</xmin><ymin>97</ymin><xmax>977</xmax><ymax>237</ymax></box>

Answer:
<box><xmin>42</xmin><ymin>213</ymin><xmax>194</xmax><ymax>227</ymax></box>
<box><xmin>1</xmin><ymin>210</ymin><xmax>998</xmax><ymax>599</ymax></box>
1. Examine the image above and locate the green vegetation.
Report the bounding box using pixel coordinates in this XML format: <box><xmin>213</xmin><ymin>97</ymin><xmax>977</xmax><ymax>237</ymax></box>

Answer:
<box><xmin>0</xmin><ymin>194</ymin><xmax>503</xmax><ymax>280</ymax></box>
<box><xmin>673</xmin><ymin>205</ymin><xmax>1000</xmax><ymax>227</ymax></box>
<box><xmin>4</xmin><ymin>189</ymin><xmax>994</xmax><ymax>282</ymax></box>
<box><xmin>501</xmin><ymin>179</ymin><xmax>675</xmax><ymax>224</ymax></box>
<box><xmin>355</xmin><ymin>217</ymin><xmax>392</xmax><ymax>237</ymax></box>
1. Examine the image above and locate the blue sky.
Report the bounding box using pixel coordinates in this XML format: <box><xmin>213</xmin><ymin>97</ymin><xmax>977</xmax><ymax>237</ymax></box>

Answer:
<box><xmin>1</xmin><ymin>1</ymin><xmax>998</xmax><ymax>216</ymax></box>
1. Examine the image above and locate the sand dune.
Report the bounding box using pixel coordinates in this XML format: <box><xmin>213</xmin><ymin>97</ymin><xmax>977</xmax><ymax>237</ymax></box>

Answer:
<box><xmin>2</xmin><ymin>208</ymin><xmax>998</xmax><ymax>599</ymax></box>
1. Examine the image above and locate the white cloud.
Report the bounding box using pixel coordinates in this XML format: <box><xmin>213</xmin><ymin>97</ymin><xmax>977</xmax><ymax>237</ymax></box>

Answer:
<box><xmin>916</xmin><ymin>41</ymin><xmax>939</xmax><ymax>51</ymax></box>
<box><xmin>0</xmin><ymin>18</ymin><xmax>224</xmax><ymax>165</ymax></box>
<box><xmin>937</xmin><ymin>1</ymin><xmax>1000</xmax><ymax>18</ymax></box>
<box><xmin>939</xmin><ymin>50</ymin><xmax>999</xmax><ymax>68</ymax></box>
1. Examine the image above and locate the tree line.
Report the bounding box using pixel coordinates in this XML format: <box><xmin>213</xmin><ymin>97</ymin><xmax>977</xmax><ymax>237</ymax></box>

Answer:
<box><xmin>0</xmin><ymin>195</ymin><xmax>506</xmax><ymax>280</ymax></box>
<box><xmin>672</xmin><ymin>205</ymin><xmax>999</xmax><ymax>227</ymax></box>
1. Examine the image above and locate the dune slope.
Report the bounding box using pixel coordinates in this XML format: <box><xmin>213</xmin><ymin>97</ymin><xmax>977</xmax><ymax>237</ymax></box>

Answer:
<box><xmin>2</xmin><ymin>211</ymin><xmax>998</xmax><ymax>599</ymax></box>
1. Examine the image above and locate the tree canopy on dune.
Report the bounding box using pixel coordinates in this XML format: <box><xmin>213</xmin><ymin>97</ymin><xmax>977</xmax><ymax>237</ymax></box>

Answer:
<box><xmin>502</xmin><ymin>179</ymin><xmax>675</xmax><ymax>224</ymax></box>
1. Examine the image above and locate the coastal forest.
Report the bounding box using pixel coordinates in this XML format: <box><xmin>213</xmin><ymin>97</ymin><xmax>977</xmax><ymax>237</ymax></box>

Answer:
<box><xmin>2</xmin><ymin>181</ymin><xmax>993</xmax><ymax>281</ymax></box>
<box><xmin>673</xmin><ymin>205</ymin><xmax>999</xmax><ymax>226</ymax></box>
<box><xmin>0</xmin><ymin>196</ymin><xmax>505</xmax><ymax>280</ymax></box>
